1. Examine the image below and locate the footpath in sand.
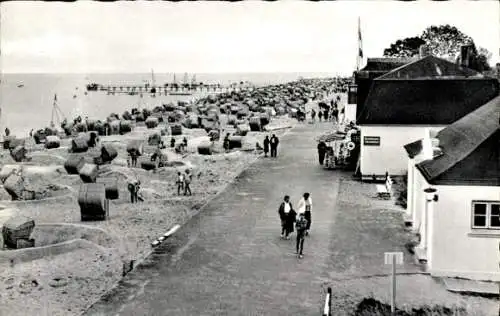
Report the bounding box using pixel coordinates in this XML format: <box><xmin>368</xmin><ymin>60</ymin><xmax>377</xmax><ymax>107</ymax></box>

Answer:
<box><xmin>85</xmin><ymin>120</ymin><xmax>497</xmax><ymax>316</ymax></box>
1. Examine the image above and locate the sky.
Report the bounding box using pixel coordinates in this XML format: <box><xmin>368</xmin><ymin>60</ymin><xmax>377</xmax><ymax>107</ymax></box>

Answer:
<box><xmin>1</xmin><ymin>1</ymin><xmax>499</xmax><ymax>75</ymax></box>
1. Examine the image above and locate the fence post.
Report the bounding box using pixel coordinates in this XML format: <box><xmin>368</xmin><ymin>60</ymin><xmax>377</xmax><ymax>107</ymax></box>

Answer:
<box><xmin>323</xmin><ymin>287</ymin><xmax>332</xmax><ymax>316</ymax></box>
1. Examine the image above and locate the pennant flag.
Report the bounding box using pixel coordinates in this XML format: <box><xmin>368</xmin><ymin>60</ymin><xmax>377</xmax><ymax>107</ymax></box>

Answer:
<box><xmin>358</xmin><ymin>17</ymin><xmax>363</xmax><ymax>59</ymax></box>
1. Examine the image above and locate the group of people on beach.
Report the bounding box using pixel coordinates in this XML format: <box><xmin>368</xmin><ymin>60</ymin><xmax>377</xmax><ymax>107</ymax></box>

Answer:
<box><xmin>176</xmin><ymin>169</ymin><xmax>193</xmax><ymax>196</ymax></box>
<box><xmin>278</xmin><ymin>193</ymin><xmax>313</xmax><ymax>259</ymax></box>
<box><xmin>262</xmin><ymin>134</ymin><xmax>280</xmax><ymax>158</ymax></box>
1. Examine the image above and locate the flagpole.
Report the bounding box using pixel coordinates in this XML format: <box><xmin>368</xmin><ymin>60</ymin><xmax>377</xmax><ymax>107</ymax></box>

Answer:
<box><xmin>357</xmin><ymin>16</ymin><xmax>362</xmax><ymax>71</ymax></box>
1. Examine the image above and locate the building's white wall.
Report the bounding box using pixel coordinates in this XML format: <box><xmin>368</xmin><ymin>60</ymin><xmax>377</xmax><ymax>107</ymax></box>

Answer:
<box><xmin>429</xmin><ymin>185</ymin><xmax>500</xmax><ymax>281</ymax></box>
<box><xmin>360</xmin><ymin>125</ymin><xmax>446</xmax><ymax>176</ymax></box>
<box><xmin>407</xmin><ymin>158</ymin><xmax>415</xmax><ymax>222</ymax></box>
<box><xmin>344</xmin><ymin>104</ymin><xmax>357</xmax><ymax>124</ymax></box>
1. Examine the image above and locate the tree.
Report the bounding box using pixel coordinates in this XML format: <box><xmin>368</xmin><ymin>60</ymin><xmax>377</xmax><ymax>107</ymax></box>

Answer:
<box><xmin>421</xmin><ymin>25</ymin><xmax>473</xmax><ymax>61</ymax></box>
<box><xmin>383</xmin><ymin>37</ymin><xmax>426</xmax><ymax>58</ymax></box>
<box><xmin>383</xmin><ymin>24</ymin><xmax>491</xmax><ymax>71</ymax></box>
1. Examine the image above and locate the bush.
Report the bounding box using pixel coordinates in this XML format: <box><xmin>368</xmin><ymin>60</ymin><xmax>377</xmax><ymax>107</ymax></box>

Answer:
<box><xmin>354</xmin><ymin>298</ymin><xmax>468</xmax><ymax>316</ymax></box>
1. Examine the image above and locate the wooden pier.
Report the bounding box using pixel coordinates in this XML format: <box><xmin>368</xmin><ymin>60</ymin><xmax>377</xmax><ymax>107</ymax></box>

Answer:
<box><xmin>89</xmin><ymin>84</ymin><xmax>250</xmax><ymax>95</ymax></box>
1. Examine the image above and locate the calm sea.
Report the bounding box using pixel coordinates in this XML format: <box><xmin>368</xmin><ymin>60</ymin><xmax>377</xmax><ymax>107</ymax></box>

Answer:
<box><xmin>0</xmin><ymin>72</ymin><xmax>334</xmax><ymax>136</ymax></box>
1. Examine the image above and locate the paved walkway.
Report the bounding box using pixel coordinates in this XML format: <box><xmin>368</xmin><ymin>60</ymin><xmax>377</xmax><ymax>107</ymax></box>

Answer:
<box><xmin>84</xmin><ymin>121</ymin><xmax>421</xmax><ymax>316</ymax></box>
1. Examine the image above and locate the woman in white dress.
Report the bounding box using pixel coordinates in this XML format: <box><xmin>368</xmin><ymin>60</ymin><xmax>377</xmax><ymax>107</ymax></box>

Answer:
<box><xmin>297</xmin><ymin>193</ymin><xmax>312</xmax><ymax>236</ymax></box>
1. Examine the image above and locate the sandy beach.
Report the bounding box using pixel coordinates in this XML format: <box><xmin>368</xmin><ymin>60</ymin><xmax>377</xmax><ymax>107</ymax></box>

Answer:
<box><xmin>0</xmin><ymin>78</ymin><xmax>340</xmax><ymax>315</ymax></box>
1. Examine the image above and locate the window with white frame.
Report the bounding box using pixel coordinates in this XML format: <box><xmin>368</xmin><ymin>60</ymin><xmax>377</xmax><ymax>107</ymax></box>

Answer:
<box><xmin>472</xmin><ymin>201</ymin><xmax>500</xmax><ymax>229</ymax></box>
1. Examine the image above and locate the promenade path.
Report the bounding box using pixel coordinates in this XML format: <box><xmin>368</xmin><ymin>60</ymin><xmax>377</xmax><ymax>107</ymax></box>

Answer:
<box><xmin>84</xmin><ymin>120</ymin><xmax>425</xmax><ymax>316</ymax></box>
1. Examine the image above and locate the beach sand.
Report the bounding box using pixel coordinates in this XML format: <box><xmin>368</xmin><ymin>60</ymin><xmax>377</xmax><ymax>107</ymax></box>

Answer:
<box><xmin>0</xmin><ymin>114</ymin><xmax>296</xmax><ymax>316</ymax></box>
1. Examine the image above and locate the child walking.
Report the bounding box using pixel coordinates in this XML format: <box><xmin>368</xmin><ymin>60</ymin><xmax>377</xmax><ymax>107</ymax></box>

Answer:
<box><xmin>296</xmin><ymin>213</ymin><xmax>308</xmax><ymax>258</ymax></box>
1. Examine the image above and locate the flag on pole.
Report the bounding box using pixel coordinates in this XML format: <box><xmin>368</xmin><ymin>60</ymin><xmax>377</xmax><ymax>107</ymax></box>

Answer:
<box><xmin>357</xmin><ymin>17</ymin><xmax>363</xmax><ymax>70</ymax></box>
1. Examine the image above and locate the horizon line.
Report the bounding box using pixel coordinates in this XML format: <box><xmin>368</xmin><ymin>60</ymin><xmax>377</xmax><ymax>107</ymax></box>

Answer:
<box><xmin>1</xmin><ymin>71</ymin><xmax>348</xmax><ymax>75</ymax></box>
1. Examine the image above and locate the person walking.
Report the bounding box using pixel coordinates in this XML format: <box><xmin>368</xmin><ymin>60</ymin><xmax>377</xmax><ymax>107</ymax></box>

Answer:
<box><xmin>318</xmin><ymin>110</ymin><xmax>323</xmax><ymax>122</ymax></box>
<box><xmin>323</xmin><ymin>110</ymin><xmax>329</xmax><ymax>122</ymax></box>
<box><xmin>129</xmin><ymin>150</ymin><xmax>138</xmax><ymax>167</ymax></box>
<box><xmin>332</xmin><ymin>107</ymin><xmax>339</xmax><ymax>124</ymax></box>
<box><xmin>176</xmin><ymin>171</ymin><xmax>185</xmax><ymax>195</ymax></box>
<box><xmin>295</xmin><ymin>212</ymin><xmax>308</xmax><ymax>258</ymax></box>
<box><xmin>297</xmin><ymin>192</ymin><xmax>313</xmax><ymax>236</ymax></box>
<box><xmin>278</xmin><ymin>195</ymin><xmax>294</xmax><ymax>238</ymax></box>
<box><xmin>128</xmin><ymin>179</ymin><xmax>140</xmax><ymax>203</ymax></box>
<box><xmin>263</xmin><ymin>136</ymin><xmax>270</xmax><ymax>157</ymax></box>
<box><xmin>270</xmin><ymin>134</ymin><xmax>279</xmax><ymax>158</ymax></box>
<box><xmin>135</xmin><ymin>180</ymin><xmax>141</xmax><ymax>202</ymax></box>
<box><xmin>310</xmin><ymin>109</ymin><xmax>316</xmax><ymax>123</ymax></box>
<box><xmin>184</xmin><ymin>169</ymin><xmax>192</xmax><ymax>196</ymax></box>
<box><xmin>284</xmin><ymin>202</ymin><xmax>297</xmax><ymax>240</ymax></box>
<box><xmin>317</xmin><ymin>141</ymin><xmax>327</xmax><ymax>165</ymax></box>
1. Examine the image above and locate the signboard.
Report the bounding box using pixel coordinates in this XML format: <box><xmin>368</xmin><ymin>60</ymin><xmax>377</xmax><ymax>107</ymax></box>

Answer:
<box><xmin>363</xmin><ymin>136</ymin><xmax>381</xmax><ymax>146</ymax></box>
<box><xmin>384</xmin><ymin>252</ymin><xmax>404</xmax><ymax>265</ymax></box>
<box><xmin>348</xmin><ymin>84</ymin><xmax>357</xmax><ymax>105</ymax></box>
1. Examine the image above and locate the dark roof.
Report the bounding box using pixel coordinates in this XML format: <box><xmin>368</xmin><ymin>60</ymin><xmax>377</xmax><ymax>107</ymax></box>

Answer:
<box><xmin>358</xmin><ymin>55</ymin><xmax>499</xmax><ymax>125</ymax></box>
<box><xmin>404</xmin><ymin>140</ymin><xmax>423</xmax><ymax>159</ymax></box>
<box><xmin>359</xmin><ymin>57</ymin><xmax>416</xmax><ymax>72</ymax></box>
<box><xmin>377</xmin><ymin>55</ymin><xmax>484</xmax><ymax>80</ymax></box>
<box><xmin>357</xmin><ymin>55</ymin><xmax>499</xmax><ymax>126</ymax></box>
<box><xmin>415</xmin><ymin>96</ymin><xmax>500</xmax><ymax>186</ymax></box>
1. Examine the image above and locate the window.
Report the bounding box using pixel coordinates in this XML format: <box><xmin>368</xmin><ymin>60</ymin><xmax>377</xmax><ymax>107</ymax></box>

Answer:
<box><xmin>472</xmin><ymin>201</ymin><xmax>500</xmax><ymax>229</ymax></box>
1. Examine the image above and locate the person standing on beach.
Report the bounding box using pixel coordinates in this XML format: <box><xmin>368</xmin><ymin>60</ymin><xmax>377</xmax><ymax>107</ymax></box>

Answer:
<box><xmin>223</xmin><ymin>133</ymin><xmax>230</xmax><ymax>152</ymax></box>
<box><xmin>318</xmin><ymin>111</ymin><xmax>323</xmax><ymax>122</ymax></box>
<box><xmin>270</xmin><ymin>134</ymin><xmax>279</xmax><ymax>158</ymax></box>
<box><xmin>263</xmin><ymin>136</ymin><xmax>270</xmax><ymax>157</ymax></box>
<box><xmin>129</xmin><ymin>150</ymin><xmax>138</xmax><ymax>167</ymax></box>
<box><xmin>128</xmin><ymin>179</ymin><xmax>139</xmax><ymax>203</ymax></box>
<box><xmin>184</xmin><ymin>169</ymin><xmax>192</xmax><ymax>196</ymax></box>
<box><xmin>278</xmin><ymin>195</ymin><xmax>293</xmax><ymax>238</ymax></box>
<box><xmin>297</xmin><ymin>192</ymin><xmax>313</xmax><ymax>236</ymax></box>
<box><xmin>323</xmin><ymin>110</ymin><xmax>329</xmax><ymax>122</ymax></box>
<box><xmin>311</xmin><ymin>109</ymin><xmax>316</xmax><ymax>123</ymax></box>
<box><xmin>176</xmin><ymin>171</ymin><xmax>185</xmax><ymax>195</ymax></box>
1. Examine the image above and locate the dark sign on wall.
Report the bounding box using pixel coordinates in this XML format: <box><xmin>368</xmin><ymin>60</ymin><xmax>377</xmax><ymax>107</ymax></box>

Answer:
<box><xmin>348</xmin><ymin>84</ymin><xmax>357</xmax><ymax>105</ymax></box>
<box><xmin>363</xmin><ymin>136</ymin><xmax>381</xmax><ymax>146</ymax></box>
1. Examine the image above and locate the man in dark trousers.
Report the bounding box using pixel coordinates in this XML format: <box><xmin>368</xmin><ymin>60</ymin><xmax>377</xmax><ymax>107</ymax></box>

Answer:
<box><xmin>317</xmin><ymin>141</ymin><xmax>327</xmax><ymax>165</ymax></box>
<box><xmin>128</xmin><ymin>180</ymin><xmax>140</xmax><ymax>203</ymax></box>
<box><xmin>332</xmin><ymin>106</ymin><xmax>339</xmax><ymax>124</ymax></box>
<box><xmin>296</xmin><ymin>213</ymin><xmax>308</xmax><ymax>258</ymax></box>
<box><xmin>263</xmin><ymin>136</ymin><xmax>270</xmax><ymax>157</ymax></box>
<box><xmin>270</xmin><ymin>134</ymin><xmax>279</xmax><ymax>158</ymax></box>
<box><xmin>278</xmin><ymin>195</ymin><xmax>293</xmax><ymax>238</ymax></box>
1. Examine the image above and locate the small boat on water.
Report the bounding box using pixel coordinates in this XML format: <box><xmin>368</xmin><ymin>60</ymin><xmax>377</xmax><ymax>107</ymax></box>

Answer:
<box><xmin>17</xmin><ymin>84</ymin><xmax>24</xmax><ymax>88</ymax></box>
<box><xmin>86</xmin><ymin>83</ymin><xmax>99</xmax><ymax>91</ymax></box>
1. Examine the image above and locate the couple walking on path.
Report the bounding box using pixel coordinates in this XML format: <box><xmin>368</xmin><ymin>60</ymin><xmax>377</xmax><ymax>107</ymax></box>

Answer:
<box><xmin>278</xmin><ymin>193</ymin><xmax>313</xmax><ymax>259</ymax></box>
<box><xmin>263</xmin><ymin>134</ymin><xmax>280</xmax><ymax>158</ymax></box>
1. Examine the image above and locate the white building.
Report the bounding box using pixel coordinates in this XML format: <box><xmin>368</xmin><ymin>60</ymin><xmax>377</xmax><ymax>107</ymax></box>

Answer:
<box><xmin>357</xmin><ymin>55</ymin><xmax>499</xmax><ymax>179</ymax></box>
<box><xmin>404</xmin><ymin>96</ymin><xmax>500</xmax><ymax>281</ymax></box>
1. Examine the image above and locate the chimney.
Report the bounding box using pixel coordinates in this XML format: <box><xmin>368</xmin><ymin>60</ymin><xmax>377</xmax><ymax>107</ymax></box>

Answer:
<box><xmin>460</xmin><ymin>44</ymin><xmax>474</xmax><ymax>68</ymax></box>
<box><xmin>419</xmin><ymin>45</ymin><xmax>430</xmax><ymax>58</ymax></box>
